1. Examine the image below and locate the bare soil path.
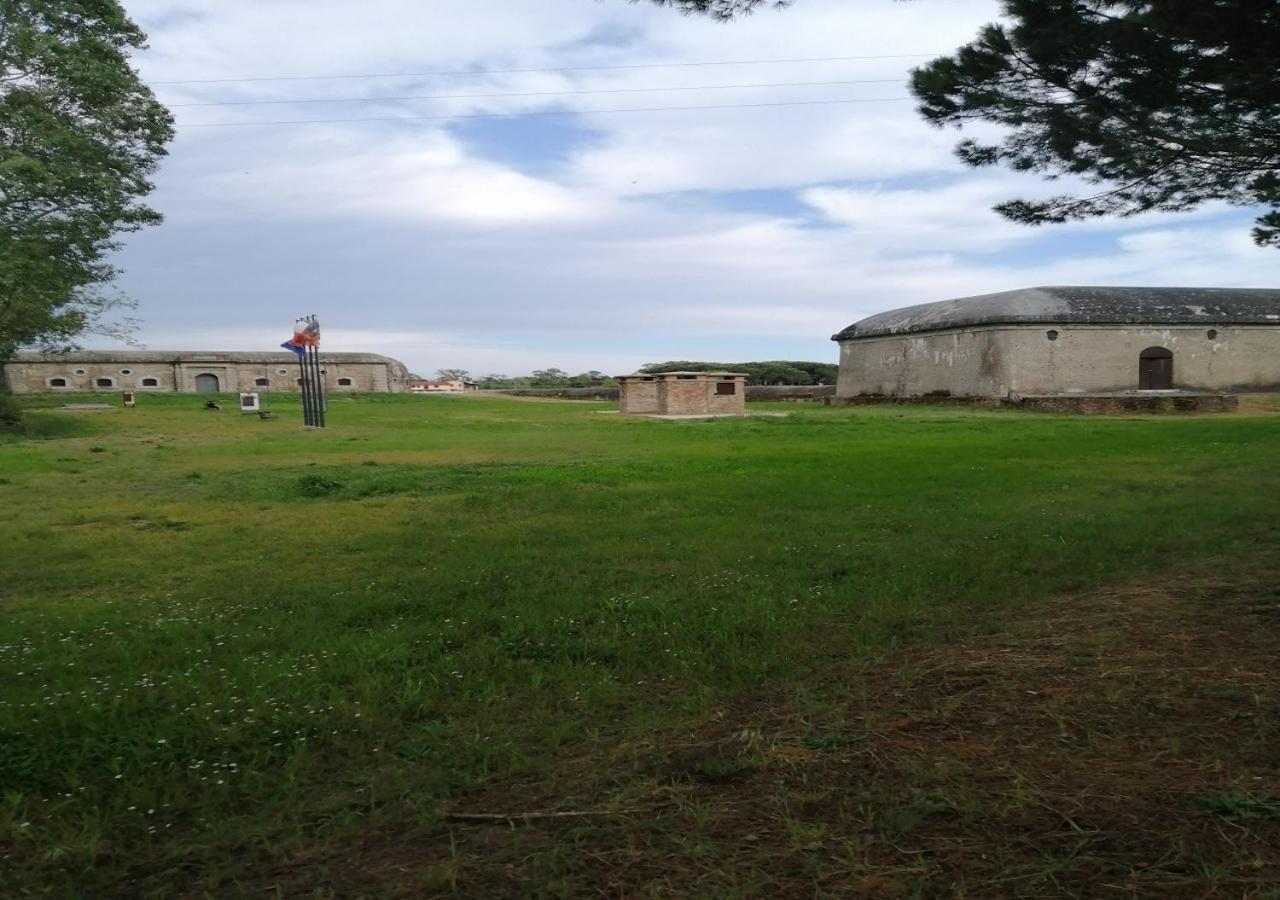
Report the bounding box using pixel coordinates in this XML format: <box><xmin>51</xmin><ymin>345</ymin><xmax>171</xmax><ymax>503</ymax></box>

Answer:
<box><xmin>272</xmin><ymin>557</ymin><xmax>1280</xmax><ymax>898</ymax></box>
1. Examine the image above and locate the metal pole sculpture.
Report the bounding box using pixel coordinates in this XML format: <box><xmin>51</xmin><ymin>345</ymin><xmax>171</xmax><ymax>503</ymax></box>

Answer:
<box><xmin>309</xmin><ymin>344</ymin><xmax>326</xmax><ymax>426</ymax></box>
<box><xmin>296</xmin><ymin>349</ymin><xmax>310</xmax><ymax>425</ymax></box>
<box><xmin>282</xmin><ymin>315</ymin><xmax>326</xmax><ymax>428</ymax></box>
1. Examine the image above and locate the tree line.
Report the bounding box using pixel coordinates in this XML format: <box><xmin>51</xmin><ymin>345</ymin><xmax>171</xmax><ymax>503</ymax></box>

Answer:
<box><xmin>419</xmin><ymin>361</ymin><xmax>837</xmax><ymax>388</ymax></box>
<box><xmin>413</xmin><ymin>368</ymin><xmax>616</xmax><ymax>389</ymax></box>
<box><xmin>639</xmin><ymin>360</ymin><xmax>836</xmax><ymax>386</ymax></box>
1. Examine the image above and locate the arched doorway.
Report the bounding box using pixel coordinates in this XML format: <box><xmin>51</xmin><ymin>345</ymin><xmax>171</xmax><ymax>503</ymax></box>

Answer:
<box><xmin>194</xmin><ymin>373</ymin><xmax>220</xmax><ymax>393</ymax></box>
<box><xmin>1138</xmin><ymin>347</ymin><xmax>1173</xmax><ymax>390</ymax></box>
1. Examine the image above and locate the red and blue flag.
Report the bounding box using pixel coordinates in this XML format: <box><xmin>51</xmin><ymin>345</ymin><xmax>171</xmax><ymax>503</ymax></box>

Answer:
<box><xmin>281</xmin><ymin>316</ymin><xmax>321</xmax><ymax>356</ymax></box>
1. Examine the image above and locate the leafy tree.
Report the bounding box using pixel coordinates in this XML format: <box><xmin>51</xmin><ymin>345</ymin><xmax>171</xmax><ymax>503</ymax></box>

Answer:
<box><xmin>530</xmin><ymin>367</ymin><xmax>571</xmax><ymax>387</ymax></box>
<box><xmin>436</xmin><ymin>368</ymin><xmax>471</xmax><ymax>381</ymax></box>
<box><xmin>566</xmin><ymin>370</ymin><xmax>615</xmax><ymax>387</ymax></box>
<box><xmin>0</xmin><ymin>0</ymin><xmax>174</xmax><ymax>365</ymax></box>
<box><xmin>912</xmin><ymin>0</ymin><xmax>1280</xmax><ymax>247</ymax></box>
<box><xmin>475</xmin><ymin>373</ymin><xmax>511</xmax><ymax>389</ymax></box>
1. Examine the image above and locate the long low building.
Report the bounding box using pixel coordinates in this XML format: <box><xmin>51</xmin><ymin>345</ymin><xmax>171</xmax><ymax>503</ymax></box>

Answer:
<box><xmin>832</xmin><ymin>286</ymin><xmax>1280</xmax><ymax>399</ymax></box>
<box><xmin>2</xmin><ymin>350</ymin><xmax>411</xmax><ymax>394</ymax></box>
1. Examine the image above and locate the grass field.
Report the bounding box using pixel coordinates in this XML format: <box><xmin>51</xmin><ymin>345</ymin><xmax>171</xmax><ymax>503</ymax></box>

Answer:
<box><xmin>3</xmin><ymin>393</ymin><xmax>1280</xmax><ymax>895</ymax></box>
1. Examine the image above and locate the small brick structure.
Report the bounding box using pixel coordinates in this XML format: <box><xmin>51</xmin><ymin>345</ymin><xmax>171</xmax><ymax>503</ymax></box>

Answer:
<box><xmin>617</xmin><ymin>371</ymin><xmax>748</xmax><ymax>416</ymax></box>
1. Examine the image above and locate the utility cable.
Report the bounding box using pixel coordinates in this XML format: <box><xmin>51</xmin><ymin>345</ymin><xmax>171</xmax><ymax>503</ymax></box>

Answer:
<box><xmin>167</xmin><ymin>77</ymin><xmax>906</xmax><ymax>107</ymax></box>
<box><xmin>182</xmin><ymin>96</ymin><xmax>914</xmax><ymax>128</ymax></box>
<box><xmin>153</xmin><ymin>53</ymin><xmax>941</xmax><ymax>86</ymax></box>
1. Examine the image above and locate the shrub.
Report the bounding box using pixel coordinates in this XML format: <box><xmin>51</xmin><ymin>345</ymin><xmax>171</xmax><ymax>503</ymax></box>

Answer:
<box><xmin>0</xmin><ymin>392</ymin><xmax>22</xmax><ymax>428</ymax></box>
<box><xmin>298</xmin><ymin>473</ymin><xmax>342</xmax><ymax>496</ymax></box>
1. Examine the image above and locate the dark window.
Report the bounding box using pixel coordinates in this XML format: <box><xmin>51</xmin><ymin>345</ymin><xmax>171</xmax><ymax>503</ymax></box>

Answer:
<box><xmin>337</xmin><ymin>377</ymin><xmax>353</xmax><ymax>386</ymax></box>
<box><xmin>50</xmin><ymin>377</ymin><xmax>67</xmax><ymax>387</ymax></box>
<box><xmin>1207</xmin><ymin>329</ymin><xmax>1219</xmax><ymax>340</ymax></box>
<box><xmin>141</xmin><ymin>377</ymin><xmax>159</xmax><ymax>387</ymax></box>
<box><xmin>1046</xmin><ymin>330</ymin><xmax>1059</xmax><ymax>341</ymax></box>
<box><xmin>255</xmin><ymin>377</ymin><xmax>269</xmax><ymax>386</ymax></box>
<box><xmin>716</xmin><ymin>382</ymin><xmax>736</xmax><ymax>396</ymax></box>
<box><xmin>677</xmin><ymin>375</ymin><xmax>697</xmax><ymax>380</ymax></box>
<box><xmin>297</xmin><ymin>378</ymin><xmax>304</xmax><ymax>386</ymax></box>
<box><xmin>95</xmin><ymin>378</ymin><xmax>113</xmax><ymax>388</ymax></box>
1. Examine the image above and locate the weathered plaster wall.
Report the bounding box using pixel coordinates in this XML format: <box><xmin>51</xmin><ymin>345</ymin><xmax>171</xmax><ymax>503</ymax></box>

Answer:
<box><xmin>4</xmin><ymin>358</ymin><xmax>409</xmax><ymax>394</ymax></box>
<box><xmin>837</xmin><ymin>325</ymin><xmax>1280</xmax><ymax>398</ymax></box>
<box><xmin>836</xmin><ymin>329</ymin><xmax>1002</xmax><ymax>398</ymax></box>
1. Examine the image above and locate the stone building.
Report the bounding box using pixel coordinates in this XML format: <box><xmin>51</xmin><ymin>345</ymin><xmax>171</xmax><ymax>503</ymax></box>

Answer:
<box><xmin>409</xmin><ymin>378</ymin><xmax>478</xmax><ymax>394</ymax></box>
<box><xmin>617</xmin><ymin>371</ymin><xmax>747</xmax><ymax>416</ymax></box>
<box><xmin>833</xmin><ymin>286</ymin><xmax>1280</xmax><ymax>400</ymax></box>
<box><xmin>3</xmin><ymin>350</ymin><xmax>410</xmax><ymax>394</ymax></box>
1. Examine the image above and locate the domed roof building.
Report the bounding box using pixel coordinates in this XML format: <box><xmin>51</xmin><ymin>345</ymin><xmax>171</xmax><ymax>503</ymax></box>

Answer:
<box><xmin>832</xmin><ymin>286</ymin><xmax>1280</xmax><ymax>400</ymax></box>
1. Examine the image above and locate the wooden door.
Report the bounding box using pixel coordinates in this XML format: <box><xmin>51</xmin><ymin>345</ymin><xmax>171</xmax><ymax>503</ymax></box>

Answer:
<box><xmin>195</xmin><ymin>373</ymin><xmax>220</xmax><ymax>393</ymax></box>
<box><xmin>1138</xmin><ymin>348</ymin><xmax>1173</xmax><ymax>390</ymax></box>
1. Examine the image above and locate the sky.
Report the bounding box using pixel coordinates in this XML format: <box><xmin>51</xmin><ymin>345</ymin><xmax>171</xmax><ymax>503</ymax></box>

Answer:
<box><xmin>100</xmin><ymin>0</ymin><xmax>1280</xmax><ymax>377</ymax></box>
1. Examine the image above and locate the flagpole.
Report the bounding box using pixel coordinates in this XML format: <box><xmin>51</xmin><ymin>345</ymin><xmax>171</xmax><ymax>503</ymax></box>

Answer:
<box><xmin>298</xmin><ymin>347</ymin><xmax>313</xmax><ymax>427</ymax></box>
<box><xmin>310</xmin><ymin>345</ymin><xmax>326</xmax><ymax>428</ymax></box>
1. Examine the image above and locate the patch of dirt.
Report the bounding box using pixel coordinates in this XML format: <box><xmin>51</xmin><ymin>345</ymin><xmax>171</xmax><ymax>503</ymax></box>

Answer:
<box><xmin>274</xmin><ymin>560</ymin><xmax>1280</xmax><ymax>897</ymax></box>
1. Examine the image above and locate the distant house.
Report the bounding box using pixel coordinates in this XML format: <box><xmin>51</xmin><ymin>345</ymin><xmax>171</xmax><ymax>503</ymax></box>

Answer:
<box><xmin>409</xmin><ymin>378</ymin><xmax>477</xmax><ymax>394</ymax></box>
<box><xmin>833</xmin><ymin>286</ymin><xmax>1280</xmax><ymax>400</ymax></box>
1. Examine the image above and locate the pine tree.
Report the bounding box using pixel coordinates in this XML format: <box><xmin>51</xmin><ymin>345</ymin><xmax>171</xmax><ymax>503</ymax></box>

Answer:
<box><xmin>652</xmin><ymin>0</ymin><xmax>1280</xmax><ymax>246</ymax></box>
<box><xmin>911</xmin><ymin>1</ymin><xmax>1280</xmax><ymax>246</ymax></box>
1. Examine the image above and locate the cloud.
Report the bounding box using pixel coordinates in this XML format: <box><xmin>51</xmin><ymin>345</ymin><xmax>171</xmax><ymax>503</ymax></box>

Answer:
<box><xmin>98</xmin><ymin>0</ymin><xmax>1280</xmax><ymax>375</ymax></box>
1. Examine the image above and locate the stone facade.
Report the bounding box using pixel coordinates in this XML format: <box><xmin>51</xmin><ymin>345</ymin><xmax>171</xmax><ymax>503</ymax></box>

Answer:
<box><xmin>1015</xmin><ymin>393</ymin><xmax>1239</xmax><ymax>415</ymax></box>
<box><xmin>834</xmin><ymin>287</ymin><xmax>1280</xmax><ymax>399</ymax></box>
<box><xmin>617</xmin><ymin>372</ymin><xmax>748</xmax><ymax>416</ymax></box>
<box><xmin>3</xmin><ymin>351</ymin><xmax>410</xmax><ymax>394</ymax></box>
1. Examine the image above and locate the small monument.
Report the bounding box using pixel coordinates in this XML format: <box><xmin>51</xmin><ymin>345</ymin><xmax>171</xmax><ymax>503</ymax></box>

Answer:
<box><xmin>616</xmin><ymin>371</ymin><xmax>748</xmax><ymax>417</ymax></box>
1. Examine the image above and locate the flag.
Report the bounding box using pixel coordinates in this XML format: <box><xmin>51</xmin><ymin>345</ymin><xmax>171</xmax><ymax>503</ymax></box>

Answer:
<box><xmin>281</xmin><ymin>316</ymin><xmax>321</xmax><ymax>355</ymax></box>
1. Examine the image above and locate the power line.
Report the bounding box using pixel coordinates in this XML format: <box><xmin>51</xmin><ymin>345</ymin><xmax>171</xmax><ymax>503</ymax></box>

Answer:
<box><xmin>153</xmin><ymin>53</ymin><xmax>941</xmax><ymax>86</ymax></box>
<box><xmin>168</xmin><ymin>78</ymin><xmax>907</xmax><ymax>108</ymax></box>
<box><xmin>181</xmin><ymin>96</ymin><xmax>913</xmax><ymax>128</ymax></box>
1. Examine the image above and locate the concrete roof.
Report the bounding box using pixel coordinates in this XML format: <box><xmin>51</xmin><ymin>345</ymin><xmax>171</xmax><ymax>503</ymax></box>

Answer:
<box><xmin>833</xmin><ymin>286</ymin><xmax>1280</xmax><ymax>340</ymax></box>
<box><xmin>10</xmin><ymin>350</ymin><xmax>406</xmax><ymax>365</ymax></box>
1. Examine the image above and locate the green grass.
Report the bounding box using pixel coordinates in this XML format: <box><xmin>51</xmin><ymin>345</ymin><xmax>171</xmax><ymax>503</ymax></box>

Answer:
<box><xmin>2</xmin><ymin>392</ymin><xmax>1279</xmax><ymax>893</ymax></box>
